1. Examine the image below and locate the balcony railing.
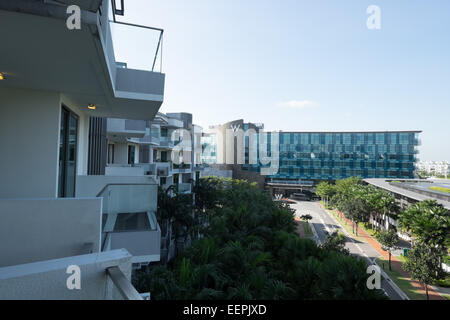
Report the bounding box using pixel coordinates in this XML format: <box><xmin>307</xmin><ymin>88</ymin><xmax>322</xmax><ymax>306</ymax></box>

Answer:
<box><xmin>0</xmin><ymin>249</ymin><xmax>141</xmax><ymax>300</ymax></box>
<box><xmin>98</xmin><ymin>183</ymin><xmax>157</xmax><ymax>216</ymax></box>
<box><xmin>173</xmin><ymin>163</ymin><xmax>192</xmax><ymax>170</ymax></box>
<box><xmin>109</xmin><ymin>0</ymin><xmax>164</xmax><ymax>72</ymax></box>
<box><xmin>98</xmin><ymin>184</ymin><xmax>160</xmax><ymax>263</ymax></box>
<box><xmin>178</xmin><ymin>183</ymin><xmax>192</xmax><ymax>194</ymax></box>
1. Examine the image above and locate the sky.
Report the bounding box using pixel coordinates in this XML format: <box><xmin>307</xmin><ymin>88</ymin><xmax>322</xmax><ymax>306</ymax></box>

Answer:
<box><xmin>115</xmin><ymin>0</ymin><xmax>450</xmax><ymax>161</ymax></box>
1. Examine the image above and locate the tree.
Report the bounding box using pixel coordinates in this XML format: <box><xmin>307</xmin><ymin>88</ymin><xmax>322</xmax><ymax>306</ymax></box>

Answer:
<box><xmin>340</xmin><ymin>194</ymin><xmax>369</xmax><ymax>236</ymax></box>
<box><xmin>157</xmin><ymin>185</ymin><xmax>194</xmax><ymax>264</ymax></box>
<box><xmin>377</xmin><ymin>191</ymin><xmax>398</xmax><ymax>231</ymax></box>
<box><xmin>315</xmin><ymin>182</ymin><xmax>336</xmax><ymax>208</ymax></box>
<box><xmin>403</xmin><ymin>243</ymin><xmax>442</xmax><ymax>300</ymax></box>
<box><xmin>136</xmin><ymin>177</ymin><xmax>386</xmax><ymax>300</ymax></box>
<box><xmin>376</xmin><ymin>230</ymin><xmax>399</xmax><ymax>271</ymax></box>
<box><xmin>320</xmin><ymin>231</ymin><xmax>350</xmax><ymax>256</ymax></box>
<box><xmin>399</xmin><ymin>200</ymin><xmax>449</xmax><ymax>249</ymax></box>
<box><xmin>300</xmin><ymin>214</ymin><xmax>312</xmax><ymax>222</ymax></box>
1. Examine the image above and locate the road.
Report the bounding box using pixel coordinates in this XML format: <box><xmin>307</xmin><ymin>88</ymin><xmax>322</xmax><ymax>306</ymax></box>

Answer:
<box><xmin>290</xmin><ymin>200</ymin><xmax>406</xmax><ymax>300</ymax></box>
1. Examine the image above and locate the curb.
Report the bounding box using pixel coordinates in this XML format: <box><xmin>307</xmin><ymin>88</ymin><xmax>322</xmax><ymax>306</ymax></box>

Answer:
<box><xmin>320</xmin><ymin>204</ymin><xmax>410</xmax><ymax>300</ymax></box>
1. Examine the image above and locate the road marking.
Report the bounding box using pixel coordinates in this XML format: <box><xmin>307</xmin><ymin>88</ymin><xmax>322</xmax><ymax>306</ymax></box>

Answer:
<box><xmin>318</xmin><ymin>204</ymin><xmax>409</xmax><ymax>300</ymax></box>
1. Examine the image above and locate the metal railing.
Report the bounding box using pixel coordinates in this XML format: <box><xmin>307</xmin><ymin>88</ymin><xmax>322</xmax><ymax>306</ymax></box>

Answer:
<box><xmin>109</xmin><ymin>0</ymin><xmax>164</xmax><ymax>72</ymax></box>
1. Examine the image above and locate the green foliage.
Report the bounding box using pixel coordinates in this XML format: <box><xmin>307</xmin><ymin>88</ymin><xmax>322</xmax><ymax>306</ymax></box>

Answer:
<box><xmin>137</xmin><ymin>177</ymin><xmax>386</xmax><ymax>300</ymax></box>
<box><xmin>403</xmin><ymin>243</ymin><xmax>444</xmax><ymax>299</ymax></box>
<box><xmin>320</xmin><ymin>231</ymin><xmax>350</xmax><ymax>256</ymax></box>
<box><xmin>376</xmin><ymin>230</ymin><xmax>399</xmax><ymax>252</ymax></box>
<box><xmin>300</xmin><ymin>214</ymin><xmax>312</xmax><ymax>222</ymax></box>
<box><xmin>315</xmin><ymin>182</ymin><xmax>336</xmax><ymax>200</ymax></box>
<box><xmin>376</xmin><ymin>229</ymin><xmax>399</xmax><ymax>271</ymax></box>
<box><xmin>399</xmin><ymin>199</ymin><xmax>450</xmax><ymax>283</ymax></box>
<box><xmin>429</xmin><ymin>186</ymin><xmax>450</xmax><ymax>194</ymax></box>
<box><xmin>157</xmin><ymin>185</ymin><xmax>194</xmax><ymax>263</ymax></box>
<box><xmin>399</xmin><ymin>200</ymin><xmax>450</xmax><ymax>250</ymax></box>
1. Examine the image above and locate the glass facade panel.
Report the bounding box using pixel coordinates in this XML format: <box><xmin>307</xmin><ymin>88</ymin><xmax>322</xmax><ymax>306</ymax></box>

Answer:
<box><xmin>269</xmin><ymin>131</ymin><xmax>420</xmax><ymax>180</ymax></box>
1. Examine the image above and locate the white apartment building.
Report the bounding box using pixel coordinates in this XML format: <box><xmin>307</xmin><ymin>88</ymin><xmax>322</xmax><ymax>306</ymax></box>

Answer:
<box><xmin>0</xmin><ymin>0</ymin><xmax>165</xmax><ymax>299</ymax></box>
<box><xmin>102</xmin><ymin>112</ymin><xmax>204</xmax><ymax>263</ymax></box>
<box><xmin>104</xmin><ymin>112</ymin><xmax>204</xmax><ymax>193</ymax></box>
<box><xmin>417</xmin><ymin>161</ymin><xmax>450</xmax><ymax>178</ymax></box>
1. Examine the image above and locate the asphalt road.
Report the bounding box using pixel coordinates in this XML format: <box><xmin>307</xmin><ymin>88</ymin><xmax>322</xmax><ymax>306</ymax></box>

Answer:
<box><xmin>290</xmin><ymin>200</ymin><xmax>405</xmax><ymax>300</ymax></box>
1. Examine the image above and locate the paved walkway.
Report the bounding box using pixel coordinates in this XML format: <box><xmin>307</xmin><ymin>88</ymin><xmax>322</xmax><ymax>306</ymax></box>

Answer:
<box><xmin>294</xmin><ymin>216</ymin><xmax>306</xmax><ymax>238</ymax></box>
<box><xmin>318</xmin><ymin>203</ymin><xmax>445</xmax><ymax>300</ymax></box>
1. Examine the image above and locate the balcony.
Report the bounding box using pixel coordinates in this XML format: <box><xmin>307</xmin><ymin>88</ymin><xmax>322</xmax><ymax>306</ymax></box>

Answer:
<box><xmin>158</xmin><ymin>136</ymin><xmax>174</xmax><ymax>148</ymax></box>
<box><xmin>0</xmin><ymin>0</ymin><xmax>164</xmax><ymax>120</ymax></box>
<box><xmin>107</xmin><ymin>119</ymin><xmax>146</xmax><ymax>139</ymax></box>
<box><xmin>105</xmin><ymin>163</ymin><xmax>155</xmax><ymax>177</ymax></box>
<box><xmin>0</xmin><ymin>198</ymin><xmax>102</xmax><ymax>268</ymax></box>
<box><xmin>178</xmin><ymin>183</ymin><xmax>192</xmax><ymax>194</ymax></box>
<box><xmin>167</xmin><ymin>118</ymin><xmax>184</xmax><ymax>128</ymax></box>
<box><xmin>0</xmin><ymin>249</ymin><xmax>142</xmax><ymax>300</ymax></box>
<box><xmin>153</xmin><ymin>161</ymin><xmax>172</xmax><ymax>177</ymax></box>
<box><xmin>173</xmin><ymin>163</ymin><xmax>192</xmax><ymax>173</ymax></box>
<box><xmin>98</xmin><ymin>183</ymin><xmax>160</xmax><ymax>264</ymax></box>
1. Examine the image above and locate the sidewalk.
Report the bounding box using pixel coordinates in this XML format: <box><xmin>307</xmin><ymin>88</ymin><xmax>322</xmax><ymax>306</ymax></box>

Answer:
<box><xmin>294</xmin><ymin>216</ymin><xmax>306</xmax><ymax>238</ymax></box>
<box><xmin>318</xmin><ymin>203</ymin><xmax>445</xmax><ymax>300</ymax></box>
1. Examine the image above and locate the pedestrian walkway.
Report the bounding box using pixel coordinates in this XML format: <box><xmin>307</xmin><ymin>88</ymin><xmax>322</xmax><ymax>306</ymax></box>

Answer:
<box><xmin>317</xmin><ymin>202</ymin><xmax>445</xmax><ymax>300</ymax></box>
<box><xmin>295</xmin><ymin>216</ymin><xmax>306</xmax><ymax>238</ymax></box>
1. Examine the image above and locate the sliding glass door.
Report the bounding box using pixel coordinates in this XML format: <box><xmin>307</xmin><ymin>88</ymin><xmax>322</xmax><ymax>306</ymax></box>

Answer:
<box><xmin>58</xmin><ymin>106</ymin><xmax>78</xmax><ymax>198</ymax></box>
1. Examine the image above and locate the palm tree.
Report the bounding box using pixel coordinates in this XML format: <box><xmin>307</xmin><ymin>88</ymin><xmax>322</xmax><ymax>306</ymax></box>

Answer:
<box><xmin>157</xmin><ymin>185</ymin><xmax>195</xmax><ymax>264</ymax></box>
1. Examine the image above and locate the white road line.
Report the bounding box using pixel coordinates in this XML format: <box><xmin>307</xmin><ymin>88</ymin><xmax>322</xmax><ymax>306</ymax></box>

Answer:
<box><xmin>318</xmin><ymin>204</ymin><xmax>410</xmax><ymax>300</ymax></box>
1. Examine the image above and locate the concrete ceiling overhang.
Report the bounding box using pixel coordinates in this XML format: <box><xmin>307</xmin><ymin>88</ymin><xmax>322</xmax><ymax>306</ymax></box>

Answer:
<box><xmin>54</xmin><ymin>0</ymin><xmax>103</xmax><ymax>12</ymax></box>
<box><xmin>0</xmin><ymin>6</ymin><xmax>164</xmax><ymax>121</ymax></box>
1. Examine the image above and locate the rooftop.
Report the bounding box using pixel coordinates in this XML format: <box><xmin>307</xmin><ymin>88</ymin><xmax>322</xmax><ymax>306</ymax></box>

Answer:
<box><xmin>364</xmin><ymin>178</ymin><xmax>450</xmax><ymax>210</ymax></box>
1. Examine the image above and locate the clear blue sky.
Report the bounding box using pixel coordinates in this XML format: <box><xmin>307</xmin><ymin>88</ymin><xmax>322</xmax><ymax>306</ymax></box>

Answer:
<box><xmin>117</xmin><ymin>0</ymin><xmax>450</xmax><ymax>161</ymax></box>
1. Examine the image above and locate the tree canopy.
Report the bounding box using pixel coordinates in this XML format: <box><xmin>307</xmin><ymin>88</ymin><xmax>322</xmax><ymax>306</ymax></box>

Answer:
<box><xmin>135</xmin><ymin>177</ymin><xmax>386</xmax><ymax>300</ymax></box>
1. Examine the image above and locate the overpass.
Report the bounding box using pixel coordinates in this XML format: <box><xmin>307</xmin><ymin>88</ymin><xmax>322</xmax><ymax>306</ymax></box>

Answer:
<box><xmin>266</xmin><ymin>179</ymin><xmax>315</xmax><ymax>198</ymax></box>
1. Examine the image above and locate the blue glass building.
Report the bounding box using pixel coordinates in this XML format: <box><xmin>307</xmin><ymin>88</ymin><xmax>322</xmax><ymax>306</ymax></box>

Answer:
<box><xmin>202</xmin><ymin>120</ymin><xmax>421</xmax><ymax>182</ymax></box>
<box><xmin>243</xmin><ymin>131</ymin><xmax>421</xmax><ymax>181</ymax></box>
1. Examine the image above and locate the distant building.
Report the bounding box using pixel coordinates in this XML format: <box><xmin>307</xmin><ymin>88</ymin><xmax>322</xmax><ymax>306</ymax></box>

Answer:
<box><xmin>416</xmin><ymin>161</ymin><xmax>449</xmax><ymax>178</ymax></box>
<box><xmin>364</xmin><ymin>178</ymin><xmax>450</xmax><ymax>233</ymax></box>
<box><xmin>202</xmin><ymin>120</ymin><xmax>422</xmax><ymax>192</ymax></box>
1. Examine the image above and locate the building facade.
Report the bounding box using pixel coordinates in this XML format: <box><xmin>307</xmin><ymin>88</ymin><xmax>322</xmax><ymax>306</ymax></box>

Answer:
<box><xmin>203</xmin><ymin>120</ymin><xmax>421</xmax><ymax>184</ymax></box>
<box><xmin>0</xmin><ymin>0</ymin><xmax>165</xmax><ymax>299</ymax></box>
<box><xmin>270</xmin><ymin>131</ymin><xmax>421</xmax><ymax>181</ymax></box>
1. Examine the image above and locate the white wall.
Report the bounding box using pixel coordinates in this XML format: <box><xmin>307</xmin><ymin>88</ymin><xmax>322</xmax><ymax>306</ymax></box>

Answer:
<box><xmin>0</xmin><ymin>198</ymin><xmax>102</xmax><ymax>267</ymax></box>
<box><xmin>105</xmin><ymin>166</ymin><xmax>146</xmax><ymax>176</ymax></box>
<box><xmin>0</xmin><ymin>88</ymin><xmax>60</xmax><ymax>198</ymax></box>
<box><xmin>0</xmin><ymin>249</ymin><xmax>133</xmax><ymax>300</ymax></box>
<box><xmin>0</xmin><ymin>88</ymin><xmax>90</xmax><ymax>199</ymax></box>
<box><xmin>114</xmin><ymin>143</ymin><xmax>128</xmax><ymax>164</ymax></box>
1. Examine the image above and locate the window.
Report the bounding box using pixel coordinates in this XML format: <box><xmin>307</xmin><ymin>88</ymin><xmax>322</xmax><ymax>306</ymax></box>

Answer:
<box><xmin>161</xmin><ymin>151</ymin><xmax>168</xmax><ymax>162</ymax></box>
<box><xmin>107</xmin><ymin>144</ymin><xmax>114</xmax><ymax>164</ymax></box>
<box><xmin>58</xmin><ymin>106</ymin><xmax>78</xmax><ymax>198</ymax></box>
<box><xmin>128</xmin><ymin>145</ymin><xmax>135</xmax><ymax>164</ymax></box>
